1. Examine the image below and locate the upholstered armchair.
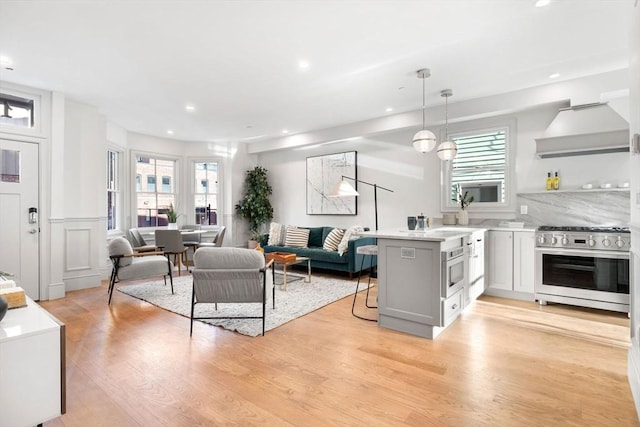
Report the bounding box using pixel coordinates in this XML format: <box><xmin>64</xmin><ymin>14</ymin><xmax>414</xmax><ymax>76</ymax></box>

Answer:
<box><xmin>128</xmin><ymin>228</ymin><xmax>157</xmax><ymax>252</ymax></box>
<box><xmin>107</xmin><ymin>237</ymin><xmax>174</xmax><ymax>304</ymax></box>
<box><xmin>197</xmin><ymin>226</ymin><xmax>226</xmax><ymax>248</ymax></box>
<box><xmin>190</xmin><ymin>247</ymin><xmax>273</xmax><ymax>336</ymax></box>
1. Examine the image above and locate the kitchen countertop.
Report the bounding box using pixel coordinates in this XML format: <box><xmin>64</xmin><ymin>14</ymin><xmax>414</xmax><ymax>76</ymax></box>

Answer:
<box><xmin>359</xmin><ymin>227</ymin><xmax>483</xmax><ymax>242</ymax></box>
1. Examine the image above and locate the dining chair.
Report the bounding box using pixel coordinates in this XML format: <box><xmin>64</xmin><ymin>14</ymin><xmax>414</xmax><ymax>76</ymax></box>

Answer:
<box><xmin>181</xmin><ymin>224</ymin><xmax>201</xmax><ymax>266</ymax></box>
<box><xmin>128</xmin><ymin>228</ymin><xmax>157</xmax><ymax>252</ymax></box>
<box><xmin>155</xmin><ymin>229</ymin><xmax>189</xmax><ymax>275</ymax></box>
<box><xmin>107</xmin><ymin>237</ymin><xmax>174</xmax><ymax>304</ymax></box>
<box><xmin>198</xmin><ymin>226</ymin><xmax>226</xmax><ymax>248</ymax></box>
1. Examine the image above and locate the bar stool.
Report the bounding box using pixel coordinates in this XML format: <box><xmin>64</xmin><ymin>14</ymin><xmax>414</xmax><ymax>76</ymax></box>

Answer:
<box><xmin>352</xmin><ymin>244</ymin><xmax>378</xmax><ymax>322</ymax></box>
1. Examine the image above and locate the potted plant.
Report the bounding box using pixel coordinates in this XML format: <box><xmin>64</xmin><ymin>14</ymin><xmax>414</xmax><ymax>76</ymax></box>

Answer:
<box><xmin>235</xmin><ymin>166</ymin><xmax>274</xmax><ymax>248</ymax></box>
<box><xmin>453</xmin><ymin>184</ymin><xmax>474</xmax><ymax>225</ymax></box>
<box><xmin>165</xmin><ymin>203</ymin><xmax>180</xmax><ymax>228</ymax></box>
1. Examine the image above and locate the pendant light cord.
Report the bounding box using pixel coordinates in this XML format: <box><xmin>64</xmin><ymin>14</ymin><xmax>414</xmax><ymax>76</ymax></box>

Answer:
<box><xmin>421</xmin><ymin>77</ymin><xmax>426</xmax><ymax>130</ymax></box>
<box><xmin>445</xmin><ymin>92</ymin><xmax>449</xmax><ymax>140</ymax></box>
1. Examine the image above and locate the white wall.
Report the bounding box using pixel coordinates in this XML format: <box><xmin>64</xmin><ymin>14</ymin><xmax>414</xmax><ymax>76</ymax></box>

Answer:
<box><xmin>62</xmin><ymin>99</ymin><xmax>107</xmax><ymax>291</ymax></box>
<box><xmin>258</xmin><ymin>99</ymin><xmax>631</xmax><ymax>229</ymax></box>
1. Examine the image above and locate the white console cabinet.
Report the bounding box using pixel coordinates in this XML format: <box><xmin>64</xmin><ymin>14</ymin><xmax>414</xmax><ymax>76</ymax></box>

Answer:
<box><xmin>486</xmin><ymin>230</ymin><xmax>535</xmax><ymax>300</ymax></box>
<box><xmin>0</xmin><ymin>296</ymin><xmax>65</xmax><ymax>426</ymax></box>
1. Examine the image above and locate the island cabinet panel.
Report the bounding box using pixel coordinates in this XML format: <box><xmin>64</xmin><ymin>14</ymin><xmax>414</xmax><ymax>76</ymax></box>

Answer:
<box><xmin>378</xmin><ymin>239</ymin><xmax>444</xmax><ymax>338</ymax></box>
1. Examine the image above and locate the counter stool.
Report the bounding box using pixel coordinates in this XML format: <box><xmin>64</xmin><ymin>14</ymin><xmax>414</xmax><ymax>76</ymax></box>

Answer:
<box><xmin>352</xmin><ymin>244</ymin><xmax>378</xmax><ymax>322</ymax></box>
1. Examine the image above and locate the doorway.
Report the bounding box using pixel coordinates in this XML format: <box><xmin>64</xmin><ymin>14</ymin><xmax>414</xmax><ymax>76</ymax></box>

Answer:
<box><xmin>0</xmin><ymin>139</ymin><xmax>40</xmax><ymax>299</ymax></box>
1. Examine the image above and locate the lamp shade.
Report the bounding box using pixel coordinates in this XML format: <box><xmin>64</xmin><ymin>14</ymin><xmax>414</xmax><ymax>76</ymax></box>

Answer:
<box><xmin>412</xmin><ymin>129</ymin><xmax>437</xmax><ymax>153</ymax></box>
<box><xmin>329</xmin><ymin>179</ymin><xmax>360</xmax><ymax>197</ymax></box>
<box><xmin>436</xmin><ymin>140</ymin><xmax>458</xmax><ymax>160</ymax></box>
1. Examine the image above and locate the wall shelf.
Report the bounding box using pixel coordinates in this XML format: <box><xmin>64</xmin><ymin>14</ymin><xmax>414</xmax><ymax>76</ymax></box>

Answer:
<box><xmin>518</xmin><ymin>188</ymin><xmax>630</xmax><ymax>195</ymax></box>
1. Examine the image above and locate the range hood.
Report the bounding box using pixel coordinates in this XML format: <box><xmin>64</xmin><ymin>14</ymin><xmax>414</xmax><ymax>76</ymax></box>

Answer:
<box><xmin>535</xmin><ymin>102</ymin><xmax>629</xmax><ymax>158</ymax></box>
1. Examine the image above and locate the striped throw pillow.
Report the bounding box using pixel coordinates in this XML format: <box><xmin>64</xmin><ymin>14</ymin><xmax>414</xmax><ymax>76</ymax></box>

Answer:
<box><xmin>284</xmin><ymin>226</ymin><xmax>309</xmax><ymax>248</ymax></box>
<box><xmin>323</xmin><ymin>228</ymin><xmax>344</xmax><ymax>252</ymax></box>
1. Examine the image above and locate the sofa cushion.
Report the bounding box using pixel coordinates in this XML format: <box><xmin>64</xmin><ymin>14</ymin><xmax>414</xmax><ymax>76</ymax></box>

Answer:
<box><xmin>323</xmin><ymin>228</ymin><xmax>344</xmax><ymax>251</ymax></box>
<box><xmin>301</xmin><ymin>227</ymin><xmax>325</xmax><ymax>248</ymax></box>
<box><xmin>267</xmin><ymin>222</ymin><xmax>285</xmax><ymax>245</ymax></box>
<box><xmin>338</xmin><ymin>225</ymin><xmax>364</xmax><ymax>255</ymax></box>
<box><xmin>284</xmin><ymin>226</ymin><xmax>310</xmax><ymax>248</ymax></box>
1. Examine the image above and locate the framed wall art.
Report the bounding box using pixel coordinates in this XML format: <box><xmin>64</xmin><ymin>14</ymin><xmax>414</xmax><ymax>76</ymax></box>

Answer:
<box><xmin>306</xmin><ymin>151</ymin><xmax>357</xmax><ymax>215</ymax></box>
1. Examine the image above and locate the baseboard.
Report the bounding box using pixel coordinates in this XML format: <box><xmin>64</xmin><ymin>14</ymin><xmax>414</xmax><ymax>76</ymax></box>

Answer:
<box><xmin>628</xmin><ymin>339</ymin><xmax>640</xmax><ymax>420</ymax></box>
<box><xmin>48</xmin><ymin>282</ymin><xmax>66</xmax><ymax>300</ymax></box>
<box><xmin>482</xmin><ymin>288</ymin><xmax>535</xmax><ymax>301</ymax></box>
<box><xmin>63</xmin><ymin>274</ymin><xmax>102</xmax><ymax>292</ymax></box>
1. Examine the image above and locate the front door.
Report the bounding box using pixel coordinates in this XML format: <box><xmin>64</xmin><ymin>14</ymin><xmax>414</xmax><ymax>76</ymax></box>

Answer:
<box><xmin>0</xmin><ymin>139</ymin><xmax>39</xmax><ymax>299</ymax></box>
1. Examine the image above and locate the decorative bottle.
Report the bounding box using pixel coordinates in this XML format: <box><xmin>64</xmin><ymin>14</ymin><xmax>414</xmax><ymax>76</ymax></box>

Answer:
<box><xmin>546</xmin><ymin>172</ymin><xmax>553</xmax><ymax>191</ymax></box>
<box><xmin>553</xmin><ymin>172</ymin><xmax>560</xmax><ymax>190</ymax></box>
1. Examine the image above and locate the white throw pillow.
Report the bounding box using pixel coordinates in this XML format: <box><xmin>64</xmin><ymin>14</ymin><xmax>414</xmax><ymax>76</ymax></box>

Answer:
<box><xmin>284</xmin><ymin>226</ymin><xmax>310</xmax><ymax>248</ymax></box>
<box><xmin>323</xmin><ymin>228</ymin><xmax>345</xmax><ymax>252</ymax></box>
<box><xmin>338</xmin><ymin>225</ymin><xmax>364</xmax><ymax>255</ymax></box>
<box><xmin>267</xmin><ymin>222</ymin><xmax>284</xmax><ymax>245</ymax></box>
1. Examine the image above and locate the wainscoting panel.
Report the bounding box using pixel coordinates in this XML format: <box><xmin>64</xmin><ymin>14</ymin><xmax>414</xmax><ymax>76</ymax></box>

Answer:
<box><xmin>65</xmin><ymin>228</ymin><xmax>91</xmax><ymax>271</ymax></box>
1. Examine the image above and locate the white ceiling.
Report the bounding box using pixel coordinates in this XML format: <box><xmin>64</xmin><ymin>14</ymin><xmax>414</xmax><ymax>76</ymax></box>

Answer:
<box><xmin>0</xmin><ymin>0</ymin><xmax>633</xmax><ymax>144</ymax></box>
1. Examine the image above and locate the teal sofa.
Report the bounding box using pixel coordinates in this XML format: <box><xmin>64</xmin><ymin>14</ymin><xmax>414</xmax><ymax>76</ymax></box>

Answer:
<box><xmin>260</xmin><ymin>226</ymin><xmax>376</xmax><ymax>278</ymax></box>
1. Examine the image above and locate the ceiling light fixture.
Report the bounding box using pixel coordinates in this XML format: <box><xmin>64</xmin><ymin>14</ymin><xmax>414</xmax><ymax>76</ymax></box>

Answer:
<box><xmin>185</xmin><ymin>104</ymin><xmax>196</xmax><ymax>112</ymax></box>
<box><xmin>299</xmin><ymin>60</ymin><xmax>310</xmax><ymax>69</ymax></box>
<box><xmin>386</xmin><ymin>107</ymin><xmax>393</xmax><ymax>112</ymax></box>
<box><xmin>548</xmin><ymin>72</ymin><xmax>560</xmax><ymax>79</ymax></box>
<box><xmin>535</xmin><ymin>0</ymin><xmax>550</xmax><ymax>7</ymax></box>
<box><xmin>282</xmin><ymin>129</ymin><xmax>289</xmax><ymax>134</ymax></box>
<box><xmin>0</xmin><ymin>55</ymin><xmax>14</xmax><ymax>70</ymax></box>
<box><xmin>412</xmin><ymin>68</ymin><xmax>437</xmax><ymax>153</ymax></box>
<box><xmin>166</xmin><ymin>130</ymin><xmax>174</xmax><ymax>135</ymax></box>
<box><xmin>436</xmin><ymin>89</ymin><xmax>458</xmax><ymax>160</ymax></box>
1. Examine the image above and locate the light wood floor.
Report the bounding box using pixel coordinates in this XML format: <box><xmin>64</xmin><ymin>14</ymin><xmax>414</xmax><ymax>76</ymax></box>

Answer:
<box><xmin>40</xmin><ymin>274</ymin><xmax>639</xmax><ymax>426</ymax></box>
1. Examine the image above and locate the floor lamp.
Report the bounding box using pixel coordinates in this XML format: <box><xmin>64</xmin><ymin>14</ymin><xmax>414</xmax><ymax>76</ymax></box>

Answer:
<box><xmin>329</xmin><ymin>176</ymin><xmax>393</xmax><ymax>231</ymax></box>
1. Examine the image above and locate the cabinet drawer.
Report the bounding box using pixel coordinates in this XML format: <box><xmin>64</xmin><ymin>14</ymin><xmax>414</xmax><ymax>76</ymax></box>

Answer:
<box><xmin>443</xmin><ymin>289</ymin><xmax>463</xmax><ymax>326</ymax></box>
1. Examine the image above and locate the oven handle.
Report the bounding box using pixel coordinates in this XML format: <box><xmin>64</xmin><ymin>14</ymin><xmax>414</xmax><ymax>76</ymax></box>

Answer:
<box><xmin>535</xmin><ymin>247</ymin><xmax>629</xmax><ymax>259</ymax></box>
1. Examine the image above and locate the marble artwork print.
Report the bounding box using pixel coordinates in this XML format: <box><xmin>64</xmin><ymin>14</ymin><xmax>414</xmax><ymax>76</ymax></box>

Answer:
<box><xmin>306</xmin><ymin>151</ymin><xmax>357</xmax><ymax>215</ymax></box>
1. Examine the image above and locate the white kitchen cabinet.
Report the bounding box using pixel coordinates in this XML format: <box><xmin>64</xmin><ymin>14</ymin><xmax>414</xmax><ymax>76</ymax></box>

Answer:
<box><xmin>466</xmin><ymin>230</ymin><xmax>486</xmax><ymax>304</ymax></box>
<box><xmin>486</xmin><ymin>230</ymin><xmax>535</xmax><ymax>300</ymax></box>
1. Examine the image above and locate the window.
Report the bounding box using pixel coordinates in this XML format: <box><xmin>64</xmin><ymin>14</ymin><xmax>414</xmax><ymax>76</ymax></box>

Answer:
<box><xmin>135</xmin><ymin>155</ymin><xmax>176</xmax><ymax>227</ymax></box>
<box><xmin>107</xmin><ymin>150</ymin><xmax>120</xmax><ymax>231</ymax></box>
<box><xmin>193</xmin><ymin>161</ymin><xmax>219</xmax><ymax>225</ymax></box>
<box><xmin>443</xmin><ymin>127</ymin><xmax>509</xmax><ymax>210</ymax></box>
<box><xmin>147</xmin><ymin>175</ymin><xmax>156</xmax><ymax>192</ymax></box>
<box><xmin>0</xmin><ymin>93</ymin><xmax>34</xmax><ymax>128</ymax></box>
<box><xmin>162</xmin><ymin>176</ymin><xmax>171</xmax><ymax>192</ymax></box>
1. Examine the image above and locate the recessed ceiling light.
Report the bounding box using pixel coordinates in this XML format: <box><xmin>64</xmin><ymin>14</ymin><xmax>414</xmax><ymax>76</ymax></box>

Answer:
<box><xmin>298</xmin><ymin>60</ymin><xmax>310</xmax><ymax>69</ymax></box>
<box><xmin>535</xmin><ymin>0</ymin><xmax>550</xmax><ymax>7</ymax></box>
<box><xmin>282</xmin><ymin>129</ymin><xmax>289</xmax><ymax>134</ymax></box>
<box><xmin>185</xmin><ymin>104</ymin><xmax>196</xmax><ymax>112</ymax></box>
<box><xmin>0</xmin><ymin>55</ymin><xmax>14</xmax><ymax>70</ymax></box>
<box><xmin>386</xmin><ymin>107</ymin><xmax>393</xmax><ymax>112</ymax></box>
<box><xmin>549</xmin><ymin>72</ymin><xmax>560</xmax><ymax>79</ymax></box>
<box><xmin>167</xmin><ymin>130</ymin><xmax>174</xmax><ymax>135</ymax></box>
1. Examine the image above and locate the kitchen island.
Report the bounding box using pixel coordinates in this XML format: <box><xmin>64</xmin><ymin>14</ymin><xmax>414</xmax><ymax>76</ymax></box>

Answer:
<box><xmin>359</xmin><ymin>228</ymin><xmax>486</xmax><ymax>339</ymax></box>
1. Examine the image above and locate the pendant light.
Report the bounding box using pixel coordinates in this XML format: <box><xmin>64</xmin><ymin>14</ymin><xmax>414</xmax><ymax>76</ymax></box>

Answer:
<box><xmin>412</xmin><ymin>68</ymin><xmax>437</xmax><ymax>153</ymax></box>
<box><xmin>436</xmin><ymin>89</ymin><xmax>458</xmax><ymax>160</ymax></box>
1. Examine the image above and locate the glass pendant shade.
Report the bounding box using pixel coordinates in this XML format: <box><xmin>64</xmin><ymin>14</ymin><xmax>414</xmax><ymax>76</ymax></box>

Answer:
<box><xmin>412</xmin><ymin>129</ymin><xmax>437</xmax><ymax>153</ymax></box>
<box><xmin>436</xmin><ymin>140</ymin><xmax>458</xmax><ymax>160</ymax></box>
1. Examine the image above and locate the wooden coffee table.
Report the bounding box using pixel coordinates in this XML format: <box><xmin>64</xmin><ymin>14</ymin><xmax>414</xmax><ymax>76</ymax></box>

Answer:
<box><xmin>270</xmin><ymin>256</ymin><xmax>311</xmax><ymax>291</ymax></box>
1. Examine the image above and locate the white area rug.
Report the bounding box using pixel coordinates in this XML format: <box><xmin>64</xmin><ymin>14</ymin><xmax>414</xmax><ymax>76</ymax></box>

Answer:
<box><xmin>118</xmin><ymin>272</ymin><xmax>358</xmax><ymax>337</ymax></box>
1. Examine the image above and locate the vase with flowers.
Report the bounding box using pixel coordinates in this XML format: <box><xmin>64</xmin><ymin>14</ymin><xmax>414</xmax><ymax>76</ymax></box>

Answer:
<box><xmin>453</xmin><ymin>184</ymin><xmax>474</xmax><ymax>225</ymax></box>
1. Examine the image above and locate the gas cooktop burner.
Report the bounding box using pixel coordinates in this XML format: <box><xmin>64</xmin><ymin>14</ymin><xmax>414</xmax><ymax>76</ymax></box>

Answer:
<box><xmin>538</xmin><ymin>226</ymin><xmax>630</xmax><ymax>233</ymax></box>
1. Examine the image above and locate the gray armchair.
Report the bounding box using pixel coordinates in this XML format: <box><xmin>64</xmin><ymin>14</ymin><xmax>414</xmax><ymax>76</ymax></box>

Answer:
<box><xmin>128</xmin><ymin>228</ymin><xmax>157</xmax><ymax>252</ymax></box>
<box><xmin>190</xmin><ymin>247</ymin><xmax>274</xmax><ymax>336</ymax></box>
<box><xmin>107</xmin><ymin>237</ymin><xmax>174</xmax><ymax>304</ymax></box>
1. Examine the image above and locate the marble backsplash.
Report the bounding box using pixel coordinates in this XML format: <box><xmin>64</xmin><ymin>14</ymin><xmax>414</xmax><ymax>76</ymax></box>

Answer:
<box><xmin>514</xmin><ymin>190</ymin><xmax>630</xmax><ymax>227</ymax></box>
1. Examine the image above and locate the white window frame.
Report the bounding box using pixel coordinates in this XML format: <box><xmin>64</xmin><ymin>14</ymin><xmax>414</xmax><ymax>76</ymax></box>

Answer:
<box><xmin>131</xmin><ymin>151</ymin><xmax>180</xmax><ymax>228</ymax></box>
<box><xmin>189</xmin><ymin>157</ymin><xmax>223</xmax><ymax>227</ymax></box>
<box><xmin>441</xmin><ymin>118</ymin><xmax>516</xmax><ymax>215</ymax></box>
<box><xmin>107</xmin><ymin>148</ymin><xmax>122</xmax><ymax>233</ymax></box>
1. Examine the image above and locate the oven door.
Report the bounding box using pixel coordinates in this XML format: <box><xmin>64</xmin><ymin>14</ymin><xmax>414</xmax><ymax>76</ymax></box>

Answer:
<box><xmin>534</xmin><ymin>247</ymin><xmax>629</xmax><ymax>312</ymax></box>
<box><xmin>442</xmin><ymin>249</ymin><xmax>466</xmax><ymax>298</ymax></box>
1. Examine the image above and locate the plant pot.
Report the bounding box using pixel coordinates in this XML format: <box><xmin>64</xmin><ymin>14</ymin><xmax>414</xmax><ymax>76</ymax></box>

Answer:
<box><xmin>248</xmin><ymin>240</ymin><xmax>259</xmax><ymax>249</ymax></box>
<box><xmin>168</xmin><ymin>222</ymin><xmax>178</xmax><ymax>230</ymax></box>
<box><xmin>457</xmin><ymin>210</ymin><xmax>469</xmax><ymax>225</ymax></box>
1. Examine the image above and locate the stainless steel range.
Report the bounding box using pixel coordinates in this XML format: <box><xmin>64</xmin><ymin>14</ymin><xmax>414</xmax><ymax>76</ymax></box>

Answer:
<box><xmin>534</xmin><ymin>226</ymin><xmax>630</xmax><ymax>313</ymax></box>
